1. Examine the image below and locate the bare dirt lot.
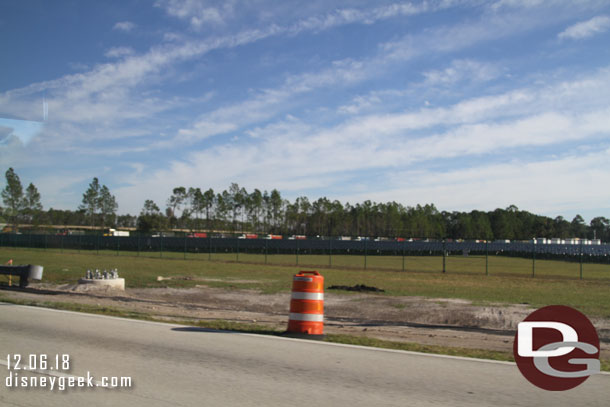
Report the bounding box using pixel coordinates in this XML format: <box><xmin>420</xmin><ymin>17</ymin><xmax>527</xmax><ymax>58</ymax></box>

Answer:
<box><xmin>2</xmin><ymin>281</ymin><xmax>609</xmax><ymax>359</ymax></box>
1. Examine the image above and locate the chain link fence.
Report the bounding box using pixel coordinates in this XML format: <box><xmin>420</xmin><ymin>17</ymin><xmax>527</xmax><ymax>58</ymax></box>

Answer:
<box><xmin>1</xmin><ymin>233</ymin><xmax>609</xmax><ymax>280</ymax></box>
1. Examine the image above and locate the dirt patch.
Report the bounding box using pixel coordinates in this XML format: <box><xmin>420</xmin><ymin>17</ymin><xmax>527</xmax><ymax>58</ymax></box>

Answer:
<box><xmin>2</xmin><ymin>283</ymin><xmax>609</xmax><ymax>359</ymax></box>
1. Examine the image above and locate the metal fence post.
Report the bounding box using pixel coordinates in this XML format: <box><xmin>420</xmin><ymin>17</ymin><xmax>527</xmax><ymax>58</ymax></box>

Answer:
<box><xmin>208</xmin><ymin>237</ymin><xmax>212</xmax><ymax>261</ymax></box>
<box><xmin>265</xmin><ymin>238</ymin><xmax>268</xmax><ymax>264</ymax></box>
<box><xmin>364</xmin><ymin>238</ymin><xmax>367</xmax><ymax>270</ymax></box>
<box><xmin>184</xmin><ymin>234</ymin><xmax>187</xmax><ymax>260</ymax></box>
<box><xmin>532</xmin><ymin>241</ymin><xmax>536</xmax><ymax>278</ymax></box>
<box><xmin>236</xmin><ymin>237</ymin><xmax>240</xmax><ymax>261</ymax></box>
<box><xmin>328</xmin><ymin>238</ymin><xmax>332</xmax><ymax>267</ymax></box>
<box><xmin>580</xmin><ymin>239</ymin><xmax>583</xmax><ymax>280</ymax></box>
<box><xmin>296</xmin><ymin>238</ymin><xmax>299</xmax><ymax>266</ymax></box>
<box><xmin>402</xmin><ymin>240</ymin><xmax>405</xmax><ymax>272</ymax></box>
<box><xmin>485</xmin><ymin>241</ymin><xmax>489</xmax><ymax>276</ymax></box>
<box><xmin>442</xmin><ymin>239</ymin><xmax>446</xmax><ymax>273</ymax></box>
<box><xmin>160</xmin><ymin>235</ymin><xmax>163</xmax><ymax>258</ymax></box>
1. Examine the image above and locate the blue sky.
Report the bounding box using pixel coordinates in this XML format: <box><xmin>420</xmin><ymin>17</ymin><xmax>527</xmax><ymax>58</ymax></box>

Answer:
<box><xmin>1</xmin><ymin>0</ymin><xmax>609</xmax><ymax>222</ymax></box>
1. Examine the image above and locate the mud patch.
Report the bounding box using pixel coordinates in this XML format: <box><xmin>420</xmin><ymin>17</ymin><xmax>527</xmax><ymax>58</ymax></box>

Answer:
<box><xmin>328</xmin><ymin>284</ymin><xmax>385</xmax><ymax>293</ymax></box>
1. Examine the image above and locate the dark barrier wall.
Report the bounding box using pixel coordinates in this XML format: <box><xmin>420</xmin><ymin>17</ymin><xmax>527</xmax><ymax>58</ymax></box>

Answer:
<box><xmin>1</xmin><ymin>233</ymin><xmax>609</xmax><ymax>262</ymax></box>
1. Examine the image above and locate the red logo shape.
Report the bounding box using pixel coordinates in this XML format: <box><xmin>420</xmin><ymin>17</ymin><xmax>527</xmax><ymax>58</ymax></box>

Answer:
<box><xmin>513</xmin><ymin>305</ymin><xmax>600</xmax><ymax>391</ymax></box>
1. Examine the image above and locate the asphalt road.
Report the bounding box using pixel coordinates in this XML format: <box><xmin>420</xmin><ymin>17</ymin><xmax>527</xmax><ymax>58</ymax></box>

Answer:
<box><xmin>1</xmin><ymin>302</ymin><xmax>608</xmax><ymax>406</ymax></box>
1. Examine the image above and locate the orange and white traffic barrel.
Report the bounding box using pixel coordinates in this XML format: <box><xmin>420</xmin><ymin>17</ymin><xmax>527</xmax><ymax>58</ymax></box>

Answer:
<box><xmin>287</xmin><ymin>271</ymin><xmax>324</xmax><ymax>337</ymax></box>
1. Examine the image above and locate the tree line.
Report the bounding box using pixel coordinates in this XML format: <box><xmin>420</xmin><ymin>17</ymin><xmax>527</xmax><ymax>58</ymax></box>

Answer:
<box><xmin>2</xmin><ymin>168</ymin><xmax>609</xmax><ymax>241</ymax></box>
<box><xmin>1</xmin><ymin>169</ymin><xmax>120</xmax><ymax>232</ymax></box>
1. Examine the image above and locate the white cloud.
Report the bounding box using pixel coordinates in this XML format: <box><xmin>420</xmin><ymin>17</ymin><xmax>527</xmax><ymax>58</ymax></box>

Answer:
<box><xmin>34</xmin><ymin>173</ymin><xmax>93</xmax><ymax>210</ymax></box>
<box><xmin>104</xmin><ymin>46</ymin><xmax>135</xmax><ymax>59</ymax></box>
<box><xmin>113</xmin><ymin>21</ymin><xmax>136</xmax><ymax>32</ymax></box>
<box><xmin>163</xmin><ymin>32</ymin><xmax>183</xmax><ymax>42</ymax></box>
<box><xmin>335</xmin><ymin>66</ymin><xmax>610</xmax><ymax>139</ymax></box>
<box><xmin>5</xmin><ymin>0</ymin><xmax>610</xmax><ymax>217</ymax></box>
<box><xmin>338</xmin><ymin>94</ymin><xmax>382</xmax><ymax>115</ymax></box>
<box><xmin>155</xmin><ymin>1</ymin><xmax>445</xmax><ymax>33</ymax></box>
<box><xmin>155</xmin><ymin>0</ymin><xmax>235</xmax><ymax>27</ymax></box>
<box><xmin>112</xmin><ymin>66</ymin><xmax>610</xmax><ymax>214</ymax></box>
<box><xmin>173</xmin><ymin>8</ymin><xmax>538</xmax><ymax>143</ymax></box>
<box><xmin>490</xmin><ymin>0</ymin><xmax>546</xmax><ymax>11</ymax></box>
<box><xmin>423</xmin><ymin>59</ymin><xmax>501</xmax><ymax>85</ymax></box>
<box><xmin>0</xmin><ymin>32</ymin><xmax>254</xmax><ymax>139</ymax></box>
<box><xmin>339</xmin><ymin>148</ymin><xmax>610</xmax><ymax>217</ymax></box>
<box><xmin>172</xmin><ymin>57</ymin><xmax>373</xmax><ymax>143</ymax></box>
<box><xmin>135</xmin><ymin>65</ymin><xmax>610</xmax><ymax>207</ymax></box>
<box><xmin>558</xmin><ymin>15</ymin><xmax>610</xmax><ymax>40</ymax></box>
<box><xmin>382</xmin><ymin>1</ymin><xmax>605</xmax><ymax>61</ymax></box>
<box><xmin>2</xmin><ymin>0</ymin><xmax>577</xmax><ymax>148</ymax></box>
<box><xmin>286</xmin><ymin>2</ymin><xmax>429</xmax><ymax>34</ymax></box>
<box><xmin>382</xmin><ymin>12</ymin><xmax>524</xmax><ymax>61</ymax></box>
<box><xmin>115</xmin><ymin>109</ymin><xmax>610</xmax><ymax>215</ymax></box>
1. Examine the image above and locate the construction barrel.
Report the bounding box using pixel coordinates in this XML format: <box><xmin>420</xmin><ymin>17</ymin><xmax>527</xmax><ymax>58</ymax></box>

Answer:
<box><xmin>287</xmin><ymin>271</ymin><xmax>324</xmax><ymax>336</ymax></box>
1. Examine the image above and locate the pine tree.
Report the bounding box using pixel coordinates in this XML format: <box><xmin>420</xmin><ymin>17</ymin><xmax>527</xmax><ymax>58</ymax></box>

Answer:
<box><xmin>1</xmin><ymin>168</ymin><xmax>25</xmax><ymax>232</ymax></box>
<box><xmin>79</xmin><ymin>178</ymin><xmax>100</xmax><ymax>226</ymax></box>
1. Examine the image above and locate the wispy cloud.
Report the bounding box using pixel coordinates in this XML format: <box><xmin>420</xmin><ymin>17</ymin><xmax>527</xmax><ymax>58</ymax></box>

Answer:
<box><xmin>4</xmin><ymin>0</ymin><xmax>610</xmax><ymax>219</ymax></box>
<box><xmin>341</xmin><ymin>148</ymin><xmax>610</xmax><ymax>217</ymax></box>
<box><xmin>1</xmin><ymin>0</ymin><xmax>572</xmax><ymax>145</ymax></box>
<box><xmin>104</xmin><ymin>46</ymin><xmax>135</xmax><ymax>59</ymax></box>
<box><xmin>155</xmin><ymin>0</ymin><xmax>235</xmax><ymax>28</ymax></box>
<box><xmin>172</xmin><ymin>57</ymin><xmax>373</xmax><ymax>144</ymax></box>
<box><xmin>155</xmin><ymin>1</ymin><xmax>447</xmax><ymax>33</ymax></box>
<box><xmin>285</xmin><ymin>2</ymin><xmax>429</xmax><ymax>34</ymax></box>
<box><xmin>338</xmin><ymin>94</ymin><xmax>383</xmax><ymax>115</ymax></box>
<box><xmin>113</xmin><ymin>21</ymin><xmax>136</xmax><ymax>32</ymax></box>
<box><xmin>171</xmin><ymin>9</ymin><xmax>543</xmax><ymax>144</ymax></box>
<box><xmin>114</xmin><ymin>66</ymin><xmax>610</xmax><ymax>214</ymax></box>
<box><xmin>558</xmin><ymin>15</ymin><xmax>610</xmax><ymax>40</ymax></box>
<box><xmin>326</xmin><ymin>67</ymin><xmax>610</xmax><ymax>144</ymax></box>
<box><xmin>490</xmin><ymin>0</ymin><xmax>547</xmax><ymax>11</ymax></box>
<box><xmin>423</xmin><ymin>59</ymin><xmax>502</xmax><ymax>85</ymax></box>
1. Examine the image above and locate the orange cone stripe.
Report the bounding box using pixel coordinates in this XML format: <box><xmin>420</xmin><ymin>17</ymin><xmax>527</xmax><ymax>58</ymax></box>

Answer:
<box><xmin>290</xmin><ymin>300</ymin><xmax>323</xmax><ymax>314</ymax></box>
<box><xmin>291</xmin><ymin>280</ymin><xmax>324</xmax><ymax>292</ymax></box>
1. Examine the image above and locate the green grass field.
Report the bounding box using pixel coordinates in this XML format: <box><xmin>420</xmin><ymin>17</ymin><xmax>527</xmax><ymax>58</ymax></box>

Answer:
<box><xmin>2</xmin><ymin>247</ymin><xmax>610</xmax><ymax>318</ymax></box>
<box><xmin>2</xmin><ymin>246</ymin><xmax>610</xmax><ymax>369</ymax></box>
